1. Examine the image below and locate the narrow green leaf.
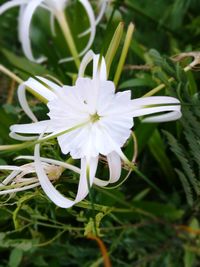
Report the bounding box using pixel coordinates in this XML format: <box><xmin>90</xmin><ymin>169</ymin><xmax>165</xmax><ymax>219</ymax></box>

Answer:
<box><xmin>8</xmin><ymin>248</ymin><xmax>23</xmax><ymax>267</ymax></box>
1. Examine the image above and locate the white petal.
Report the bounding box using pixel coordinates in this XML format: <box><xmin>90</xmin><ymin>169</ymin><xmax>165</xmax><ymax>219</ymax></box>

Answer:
<box><xmin>132</xmin><ymin>105</ymin><xmax>181</xmax><ymax>118</ymax></box>
<box><xmin>102</xmin><ymin>130</ymin><xmax>130</xmax><ymax>163</ymax></box>
<box><xmin>132</xmin><ymin>96</ymin><xmax>180</xmax><ymax>107</ymax></box>
<box><xmin>75</xmin><ymin>156</ymin><xmax>98</xmax><ymax>203</ymax></box>
<box><xmin>94</xmin><ymin>151</ymin><xmax>121</xmax><ymax>187</ymax></box>
<box><xmin>34</xmin><ymin>144</ymin><xmax>98</xmax><ymax>208</ymax></box>
<box><xmin>59</xmin><ymin>0</ymin><xmax>96</xmax><ymax>63</ymax></box>
<box><xmin>107</xmin><ymin>151</ymin><xmax>121</xmax><ymax>183</ymax></box>
<box><xmin>0</xmin><ymin>183</ymin><xmax>40</xmax><ymax>195</ymax></box>
<box><xmin>78</xmin><ymin>0</ymin><xmax>107</xmax><ymax>37</ymax></box>
<box><xmin>36</xmin><ymin>76</ymin><xmax>61</xmax><ymax>93</ymax></box>
<box><xmin>0</xmin><ymin>0</ymin><xmax>28</xmax><ymax>15</ymax></box>
<box><xmin>78</xmin><ymin>50</ymin><xmax>94</xmax><ymax>77</ymax></box>
<box><xmin>19</xmin><ymin>0</ymin><xmax>46</xmax><ymax>63</ymax></box>
<box><xmin>34</xmin><ymin>144</ymin><xmax>75</xmax><ymax>208</ymax></box>
<box><xmin>94</xmin><ymin>0</ymin><xmax>107</xmax><ymax>26</ymax></box>
<box><xmin>9</xmin><ymin>132</ymin><xmax>39</xmax><ymax>141</ymax></box>
<box><xmin>18</xmin><ymin>83</ymin><xmax>38</xmax><ymax>122</ymax></box>
<box><xmin>16</xmin><ymin>156</ymin><xmax>81</xmax><ymax>174</ymax></box>
<box><xmin>57</xmin><ymin>126</ymin><xmax>89</xmax><ymax>156</ymax></box>
<box><xmin>143</xmin><ymin>110</ymin><xmax>182</xmax><ymax>122</ymax></box>
<box><xmin>10</xmin><ymin>120</ymin><xmax>52</xmax><ymax>134</ymax></box>
<box><xmin>17</xmin><ymin>77</ymin><xmax>57</xmax><ymax>122</ymax></box>
<box><xmin>0</xmin><ymin>166</ymin><xmax>20</xmax><ymax>171</ymax></box>
<box><xmin>93</xmin><ymin>54</ymin><xmax>107</xmax><ymax>81</ymax></box>
<box><xmin>78</xmin><ymin>50</ymin><xmax>107</xmax><ymax>80</ymax></box>
<box><xmin>23</xmin><ymin>78</ymin><xmax>57</xmax><ymax>101</ymax></box>
<box><xmin>75</xmin><ymin>0</ymin><xmax>96</xmax><ymax>57</ymax></box>
<box><xmin>1</xmin><ymin>170</ymin><xmax>21</xmax><ymax>186</ymax></box>
<box><xmin>131</xmin><ymin>96</ymin><xmax>182</xmax><ymax>122</ymax></box>
<box><xmin>18</xmin><ymin>5</ymin><xmax>26</xmax><ymax>47</ymax></box>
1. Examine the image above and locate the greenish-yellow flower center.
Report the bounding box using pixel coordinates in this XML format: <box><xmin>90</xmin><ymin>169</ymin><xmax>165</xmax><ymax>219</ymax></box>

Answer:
<box><xmin>90</xmin><ymin>112</ymin><xmax>101</xmax><ymax>123</ymax></box>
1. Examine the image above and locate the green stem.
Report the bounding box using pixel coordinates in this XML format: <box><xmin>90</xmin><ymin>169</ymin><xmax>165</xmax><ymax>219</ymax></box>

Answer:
<box><xmin>114</xmin><ymin>23</ymin><xmax>135</xmax><ymax>87</ymax></box>
<box><xmin>0</xmin><ymin>65</ymin><xmax>23</xmax><ymax>84</ymax></box>
<box><xmin>86</xmin><ymin>165</ymin><xmax>98</xmax><ymax>236</ymax></box>
<box><xmin>105</xmin><ymin>22</ymin><xmax>124</xmax><ymax>76</ymax></box>
<box><xmin>55</xmin><ymin>10</ymin><xmax>80</xmax><ymax>69</ymax></box>
<box><xmin>0</xmin><ymin>65</ymin><xmax>50</xmax><ymax>104</ymax></box>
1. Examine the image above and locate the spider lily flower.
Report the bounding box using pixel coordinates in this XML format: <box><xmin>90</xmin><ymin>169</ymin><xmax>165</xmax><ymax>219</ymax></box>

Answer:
<box><xmin>0</xmin><ymin>157</ymin><xmax>63</xmax><ymax>195</ymax></box>
<box><xmin>10</xmin><ymin>51</ymin><xmax>182</xmax><ymax>208</ymax></box>
<box><xmin>0</xmin><ymin>155</ymin><xmax>119</xmax><ymax>199</ymax></box>
<box><xmin>0</xmin><ymin>0</ymin><xmax>107</xmax><ymax>63</ymax></box>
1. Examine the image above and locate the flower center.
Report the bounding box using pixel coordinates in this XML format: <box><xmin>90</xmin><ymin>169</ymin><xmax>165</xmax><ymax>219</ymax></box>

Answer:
<box><xmin>90</xmin><ymin>112</ymin><xmax>101</xmax><ymax>123</ymax></box>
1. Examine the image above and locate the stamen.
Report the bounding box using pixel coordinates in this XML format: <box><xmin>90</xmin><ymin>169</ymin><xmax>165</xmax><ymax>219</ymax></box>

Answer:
<box><xmin>90</xmin><ymin>112</ymin><xmax>101</xmax><ymax>123</ymax></box>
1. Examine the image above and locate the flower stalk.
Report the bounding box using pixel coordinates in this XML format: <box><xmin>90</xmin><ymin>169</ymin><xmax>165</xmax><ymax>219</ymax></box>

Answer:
<box><xmin>105</xmin><ymin>22</ymin><xmax>124</xmax><ymax>76</ymax></box>
<box><xmin>114</xmin><ymin>22</ymin><xmax>135</xmax><ymax>87</ymax></box>
<box><xmin>0</xmin><ymin>65</ymin><xmax>23</xmax><ymax>84</ymax></box>
<box><xmin>55</xmin><ymin>10</ymin><xmax>80</xmax><ymax>68</ymax></box>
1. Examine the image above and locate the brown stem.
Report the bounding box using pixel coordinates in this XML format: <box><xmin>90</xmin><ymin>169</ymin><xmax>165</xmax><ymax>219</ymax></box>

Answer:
<box><xmin>87</xmin><ymin>234</ymin><xmax>112</xmax><ymax>267</ymax></box>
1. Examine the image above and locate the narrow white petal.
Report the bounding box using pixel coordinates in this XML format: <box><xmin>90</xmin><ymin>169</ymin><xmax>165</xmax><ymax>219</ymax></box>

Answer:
<box><xmin>16</xmin><ymin>177</ymin><xmax>38</xmax><ymax>183</ymax></box>
<box><xmin>78</xmin><ymin>0</ymin><xmax>107</xmax><ymax>37</ymax></box>
<box><xmin>10</xmin><ymin>120</ymin><xmax>52</xmax><ymax>134</ymax></box>
<box><xmin>9</xmin><ymin>132</ymin><xmax>39</xmax><ymax>141</ymax></box>
<box><xmin>75</xmin><ymin>156</ymin><xmax>98</xmax><ymax>203</ymax></box>
<box><xmin>16</xmin><ymin>156</ymin><xmax>81</xmax><ymax>174</ymax></box>
<box><xmin>34</xmin><ymin>144</ymin><xmax>75</xmax><ymax>208</ymax></box>
<box><xmin>18</xmin><ymin>5</ymin><xmax>26</xmax><ymax>42</ymax></box>
<box><xmin>78</xmin><ymin>50</ymin><xmax>94</xmax><ymax>77</ymax></box>
<box><xmin>99</xmin><ymin>128</ymin><xmax>130</xmax><ymax>163</ymax></box>
<box><xmin>78</xmin><ymin>50</ymin><xmax>107</xmax><ymax>80</ymax></box>
<box><xmin>94</xmin><ymin>151</ymin><xmax>121</xmax><ymax>187</ymax></box>
<box><xmin>0</xmin><ymin>166</ymin><xmax>21</xmax><ymax>171</ymax></box>
<box><xmin>17</xmin><ymin>77</ymin><xmax>56</xmax><ymax>122</ymax></box>
<box><xmin>59</xmin><ymin>0</ymin><xmax>96</xmax><ymax>63</ymax></box>
<box><xmin>76</xmin><ymin>0</ymin><xmax>96</xmax><ymax>57</ymax></box>
<box><xmin>0</xmin><ymin>183</ymin><xmax>40</xmax><ymax>195</ymax></box>
<box><xmin>36</xmin><ymin>76</ymin><xmax>61</xmax><ymax>93</ymax></box>
<box><xmin>94</xmin><ymin>0</ymin><xmax>107</xmax><ymax>27</ymax></box>
<box><xmin>0</xmin><ymin>0</ymin><xmax>28</xmax><ymax>15</ymax></box>
<box><xmin>19</xmin><ymin>0</ymin><xmax>46</xmax><ymax>62</ymax></box>
<box><xmin>1</xmin><ymin>170</ymin><xmax>21</xmax><ymax>186</ymax></box>
<box><xmin>18</xmin><ymin>83</ymin><xmax>38</xmax><ymax>122</ymax></box>
<box><xmin>132</xmin><ymin>96</ymin><xmax>180</xmax><ymax>107</ymax></box>
<box><xmin>93</xmin><ymin>54</ymin><xmax>107</xmax><ymax>81</ymax></box>
<box><xmin>132</xmin><ymin>105</ymin><xmax>181</xmax><ymax>117</ymax></box>
<box><xmin>143</xmin><ymin>110</ymin><xmax>182</xmax><ymax>122</ymax></box>
<box><xmin>23</xmin><ymin>78</ymin><xmax>57</xmax><ymax>101</ymax></box>
<box><xmin>107</xmin><ymin>151</ymin><xmax>121</xmax><ymax>183</ymax></box>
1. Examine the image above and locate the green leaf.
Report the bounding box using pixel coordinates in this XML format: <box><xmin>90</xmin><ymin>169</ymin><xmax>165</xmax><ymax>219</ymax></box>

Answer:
<box><xmin>1</xmin><ymin>48</ymin><xmax>53</xmax><ymax>78</ymax></box>
<box><xmin>133</xmin><ymin>188</ymin><xmax>151</xmax><ymax>201</ymax></box>
<box><xmin>148</xmin><ymin>129</ymin><xmax>176</xmax><ymax>183</ymax></box>
<box><xmin>119</xmin><ymin>77</ymin><xmax>155</xmax><ymax>89</ymax></box>
<box><xmin>184</xmin><ymin>249</ymin><xmax>196</xmax><ymax>267</ymax></box>
<box><xmin>8</xmin><ymin>248</ymin><xmax>23</xmax><ymax>267</ymax></box>
<box><xmin>135</xmin><ymin>123</ymin><xmax>157</xmax><ymax>154</ymax></box>
<box><xmin>132</xmin><ymin>200</ymin><xmax>184</xmax><ymax>220</ymax></box>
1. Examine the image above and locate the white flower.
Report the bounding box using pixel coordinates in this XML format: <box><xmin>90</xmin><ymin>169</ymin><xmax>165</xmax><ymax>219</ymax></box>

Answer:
<box><xmin>0</xmin><ymin>0</ymin><xmax>107</xmax><ymax>63</ymax></box>
<box><xmin>0</xmin><ymin>156</ymin><xmax>63</xmax><ymax>195</ymax></box>
<box><xmin>0</xmin><ymin>155</ymin><xmax>119</xmax><ymax>201</ymax></box>
<box><xmin>9</xmin><ymin>51</ymin><xmax>182</xmax><ymax>208</ymax></box>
